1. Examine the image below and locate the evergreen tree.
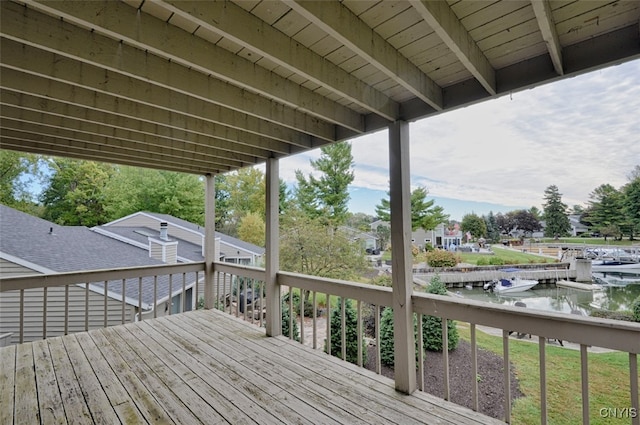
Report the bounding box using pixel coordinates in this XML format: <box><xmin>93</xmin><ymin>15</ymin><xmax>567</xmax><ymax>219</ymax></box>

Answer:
<box><xmin>327</xmin><ymin>298</ymin><xmax>366</xmax><ymax>365</ymax></box>
<box><xmin>484</xmin><ymin>211</ymin><xmax>501</xmax><ymax>243</ymax></box>
<box><xmin>294</xmin><ymin>142</ymin><xmax>354</xmax><ymax>226</ymax></box>
<box><xmin>281</xmin><ymin>296</ymin><xmax>300</xmax><ymax>342</ymax></box>
<box><xmin>375</xmin><ymin>186</ymin><xmax>448</xmax><ymax>231</ymax></box>
<box><xmin>587</xmin><ymin>184</ymin><xmax>625</xmax><ymax>240</ymax></box>
<box><xmin>623</xmin><ymin>169</ymin><xmax>640</xmax><ymax>240</ymax></box>
<box><xmin>542</xmin><ymin>185</ymin><xmax>571</xmax><ymax>237</ymax></box>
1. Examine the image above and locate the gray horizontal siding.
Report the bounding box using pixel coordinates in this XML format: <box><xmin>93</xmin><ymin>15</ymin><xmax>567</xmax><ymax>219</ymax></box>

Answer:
<box><xmin>0</xmin><ymin>285</ymin><xmax>136</xmax><ymax>345</ymax></box>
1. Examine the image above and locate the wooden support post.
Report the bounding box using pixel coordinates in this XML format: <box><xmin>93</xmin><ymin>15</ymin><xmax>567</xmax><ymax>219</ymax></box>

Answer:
<box><xmin>265</xmin><ymin>158</ymin><xmax>281</xmax><ymax>336</ymax></box>
<box><xmin>389</xmin><ymin>120</ymin><xmax>417</xmax><ymax>394</ymax></box>
<box><xmin>204</xmin><ymin>173</ymin><xmax>216</xmax><ymax>309</ymax></box>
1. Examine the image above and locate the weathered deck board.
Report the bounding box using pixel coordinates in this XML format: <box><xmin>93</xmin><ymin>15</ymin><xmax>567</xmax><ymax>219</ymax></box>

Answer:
<box><xmin>0</xmin><ymin>309</ymin><xmax>505</xmax><ymax>425</ymax></box>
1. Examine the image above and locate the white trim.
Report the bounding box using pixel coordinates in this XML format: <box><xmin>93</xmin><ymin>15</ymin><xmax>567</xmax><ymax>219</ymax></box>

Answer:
<box><xmin>92</xmin><ymin>227</ymin><xmax>149</xmax><ymax>250</ymax></box>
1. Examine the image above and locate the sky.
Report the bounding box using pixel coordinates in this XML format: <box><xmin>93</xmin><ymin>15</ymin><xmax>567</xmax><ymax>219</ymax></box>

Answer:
<box><xmin>278</xmin><ymin>58</ymin><xmax>640</xmax><ymax>221</ymax></box>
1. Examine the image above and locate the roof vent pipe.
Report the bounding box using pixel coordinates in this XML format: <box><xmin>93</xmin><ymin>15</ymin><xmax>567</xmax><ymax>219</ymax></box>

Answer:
<box><xmin>159</xmin><ymin>222</ymin><xmax>169</xmax><ymax>241</ymax></box>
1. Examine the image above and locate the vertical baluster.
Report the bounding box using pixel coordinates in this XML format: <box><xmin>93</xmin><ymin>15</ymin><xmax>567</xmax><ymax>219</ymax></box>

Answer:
<box><xmin>153</xmin><ymin>276</ymin><xmax>158</xmax><ymax>319</ymax></box>
<box><xmin>442</xmin><ymin>319</ymin><xmax>449</xmax><ymax>401</ymax></box>
<box><xmin>503</xmin><ymin>330</ymin><xmax>511</xmax><ymax>423</ymax></box>
<box><xmin>182</xmin><ymin>273</ymin><xmax>186</xmax><ymax>313</ymax></box>
<box><xmin>138</xmin><ymin>277</ymin><xmax>143</xmax><ymax>321</ymax></box>
<box><xmin>19</xmin><ymin>289</ymin><xmax>24</xmax><ymax>343</ymax></box>
<box><xmin>417</xmin><ymin>313</ymin><xmax>424</xmax><ymax>391</ymax></box>
<box><xmin>121</xmin><ymin>279</ymin><xmax>126</xmax><ymax>324</ymax></box>
<box><xmin>103</xmin><ymin>280</ymin><xmax>108</xmax><ymax>328</ymax></box>
<box><xmin>312</xmin><ymin>291</ymin><xmax>317</xmax><ymax>350</ymax></box>
<box><xmin>375</xmin><ymin>305</ymin><xmax>381</xmax><ymax>374</ymax></box>
<box><xmin>299</xmin><ymin>289</ymin><xmax>305</xmax><ymax>345</ymax></box>
<box><xmin>630</xmin><ymin>353</ymin><xmax>639</xmax><ymax>425</ymax></box>
<box><xmin>325</xmin><ymin>294</ymin><xmax>331</xmax><ymax>354</ymax></box>
<box><xmin>341</xmin><ymin>297</ymin><xmax>346</xmax><ymax>361</ymax></box>
<box><xmin>539</xmin><ymin>336</ymin><xmax>547</xmax><ymax>425</ymax></box>
<box><xmin>580</xmin><ymin>344</ymin><xmax>590</xmax><ymax>425</ymax></box>
<box><xmin>260</xmin><ymin>280</ymin><xmax>265</xmax><ymax>327</ymax></box>
<box><xmin>42</xmin><ymin>286</ymin><xmax>47</xmax><ymax>340</ymax></box>
<box><xmin>357</xmin><ymin>300</ymin><xmax>362</xmax><ymax>368</ymax></box>
<box><xmin>64</xmin><ymin>285</ymin><xmax>69</xmax><ymax>335</ymax></box>
<box><xmin>216</xmin><ymin>270</ymin><xmax>221</xmax><ymax>310</ymax></box>
<box><xmin>288</xmin><ymin>287</ymin><xmax>293</xmax><ymax>339</ymax></box>
<box><xmin>243</xmin><ymin>277</ymin><xmax>248</xmax><ymax>321</ymax></box>
<box><xmin>194</xmin><ymin>271</ymin><xmax>199</xmax><ymax>309</ymax></box>
<box><xmin>168</xmin><ymin>274</ymin><xmax>173</xmax><ymax>316</ymax></box>
<box><xmin>471</xmin><ymin>323</ymin><xmax>478</xmax><ymax>411</ymax></box>
<box><xmin>85</xmin><ymin>283</ymin><xmax>89</xmax><ymax>331</ymax></box>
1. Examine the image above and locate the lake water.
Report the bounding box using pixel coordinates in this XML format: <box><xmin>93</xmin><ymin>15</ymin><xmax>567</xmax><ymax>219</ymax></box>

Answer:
<box><xmin>455</xmin><ymin>271</ymin><xmax>640</xmax><ymax>315</ymax></box>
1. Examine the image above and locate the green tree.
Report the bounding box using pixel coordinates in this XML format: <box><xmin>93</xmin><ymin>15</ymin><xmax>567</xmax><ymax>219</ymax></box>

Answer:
<box><xmin>294</xmin><ymin>142</ymin><xmax>354</xmax><ymax>226</ymax></box>
<box><xmin>542</xmin><ymin>185</ymin><xmax>571</xmax><ymax>238</ymax></box>
<box><xmin>280</xmin><ymin>209</ymin><xmax>367</xmax><ymax>280</ymax></box>
<box><xmin>237</xmin><ymin>212</ymin><xmax>265</xmax><ymax>246</ymax></box>
<box><xmin>513</xmin><ymin>209</ymin><xmax>542</xmax><ymax>236</ymax></box>
<box><xmin>41</xmin><ymin>157</ymin><xmax>114</xmax><ymax>226</ymax></box>
<box><xmin>104</xmin><ymin>166</ymin><xmax>205</xmax><ymax>225</ymax></box>
<box><xmin>483</xmin><ymin>211</ymin><xmax>501</xmax><ymax>243</ymax></box>
<box><xmin>586</xmin><ymin>184</ymin><xmax>626</xmax><ymax>241</ymax></box>
<box><xmin>422</xmin><ymin>276</ymin><xmax>459</xmax><ymax>352</ymax></box>
<box><xmin>622</xmin><ymin>167</ymin><xmax>640</xmax><ymax>240</ymax></box>
<box><xmin>375</xmin><ymin>186</ymin><xmax>448</xmax><ymax>231</ymax></box>
<box><xmin>217</xmin><ymin>167</ymin><xmax>266</xmax><ymax>235</ymax></box>
<box><xmin>460</xmin><ymin>213</ymin><xmax>486</xmax><ymax>240</ymax></box>
<box><xmin>281</xmin><ymin>297</ymin><xmax>300</xmax><ymax>342</ymax></box>
<box><xmin>0</xmin><ymin>150</ymin><xmax>41</xmax><ymax>209</ymax></box>
<box><xmin>327</xmin><ymin>298</ymin><xmax>366</xmax><ymax>365</ymax></box>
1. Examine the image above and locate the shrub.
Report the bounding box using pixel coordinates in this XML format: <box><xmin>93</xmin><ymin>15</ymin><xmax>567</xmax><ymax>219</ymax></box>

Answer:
<box><xmin>281</xmin><ymin>297</ymin><xmax>300</xmax><ymax>341</ymax></box>
<box><xmin>488</xmin><ymin>256</ymin><xmax>505</xmax><ymax>265</ymax></box>
<box><xmin>476</xmin><ymin>257</ymin><xmax>489</xmax><ymax>266</ymax></box>
<box><xmin>632</xmin><ymin>296</ymin><xmax>640</xmax><ymax>322</ymax></box>
<box><xmin>379</xmin><ymin>277</ymin><xmax>459</xmax><ymax>368</ymax></box>
<box><xmin>282</xmin><ymin>289</ymin><xmax>316</xmax><ymax>317</ymax></box>
<box><xmin>422</xmin><ymin>276</ymin><xmax>459</xmax><ymax>351</ymax></box>
<box><xmin>370</xmin><ymin>274</ymin><xmax>392</xmax><ymax>287</ymax></box>
<box><xmin>425</xmin><ymin>250</ymin><xmax>458</xmax><ymax>267</ymax></box>
<box><xmin>326</xmin><ymin>298</ymin><xmax>367</xmax><ymax>365</ymax></box>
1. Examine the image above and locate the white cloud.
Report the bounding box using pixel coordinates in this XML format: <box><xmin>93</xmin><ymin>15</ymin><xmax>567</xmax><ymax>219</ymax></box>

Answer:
<box><xmin>280</xmin><ymin>59</ymin><xmax>640</xmax><ymax>215</ymax></box>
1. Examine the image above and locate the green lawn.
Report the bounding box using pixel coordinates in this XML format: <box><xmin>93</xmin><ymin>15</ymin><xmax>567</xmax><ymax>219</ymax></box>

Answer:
<box><xmin>457</xmin><ymin>245</ymin><xmax>557</xmax><ymax>266</ymax></box>
<box><xmin>539</xmin><ymin>237</ymin><xmax>639</xmax><ymax>246</ymax></box>
<box><xmin>457</xmin><ymin>325</ymin><xmax>639</xmax><ymax>424</ymax></box>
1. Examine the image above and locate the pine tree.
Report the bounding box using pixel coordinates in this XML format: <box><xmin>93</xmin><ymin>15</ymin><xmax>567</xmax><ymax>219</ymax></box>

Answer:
<box><xmin>375</xmin><ymin>186</ymin><xmax>448</xmax><ymax>231</ymax></box>
<box><xmin>327</xmin><ymin>298</ymin><xmax>366</xmax><ymax>365</ymax></box>
<box><xmin>542</xmin><ymin>185</ymin><xmax>571</xmax><ymax>237</ymax></box>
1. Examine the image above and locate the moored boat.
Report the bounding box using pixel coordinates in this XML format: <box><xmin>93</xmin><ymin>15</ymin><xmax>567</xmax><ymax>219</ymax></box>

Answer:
<box><xmin>483</xmin><ymin>276</ymin><xmax>539</xmax><ymax>294</ymax></box>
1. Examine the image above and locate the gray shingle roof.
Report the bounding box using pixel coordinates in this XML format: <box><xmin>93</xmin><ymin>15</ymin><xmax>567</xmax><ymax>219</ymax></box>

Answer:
<box><xmin>0</xmin><ymin>205</ymin><xmax>196</xmax><ymax>309</ymax></box>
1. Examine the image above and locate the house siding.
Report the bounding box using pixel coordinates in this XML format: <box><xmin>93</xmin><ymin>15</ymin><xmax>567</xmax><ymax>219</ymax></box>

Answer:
<box><xmin>0</xmin><ymin>285</ymin><xmax>136</xmax><ymax>345</ymax></box>
<box><xmin>0</xmin><ymin>258</ymin><xmax>38</xmax><ymax>277</ymax></box>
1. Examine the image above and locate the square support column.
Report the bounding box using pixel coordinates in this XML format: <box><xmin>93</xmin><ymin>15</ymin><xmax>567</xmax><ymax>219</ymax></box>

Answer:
<box><xmin>265</xmin><ymin>158</ymin><xmax>281</xmax><ymax>336</ymax></box>
<box><xmin>388</xmin><ymin>120</ymin><xmax>417</xmax><ymax>394</ymax></box>
<box><xmin>204</xmin><ymin>173</ymin><xmax>216</xmax><ymax>309</ymax></box>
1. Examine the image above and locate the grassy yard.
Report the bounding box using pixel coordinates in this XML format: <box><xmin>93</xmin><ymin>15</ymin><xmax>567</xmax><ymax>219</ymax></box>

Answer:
<box><xmin>457</xmin><ymin>324</ymin><xmax>639</xmax><ymax>424</ymax></box>
<box><xmin>538</xmin><ymin>237</ymin><xmax>639</xmax><ymax>247</ymax></box>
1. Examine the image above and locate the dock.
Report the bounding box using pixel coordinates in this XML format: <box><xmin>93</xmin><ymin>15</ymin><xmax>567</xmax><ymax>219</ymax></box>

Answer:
<box><xmin>555</xmin><ymin>280</ymin><xmax>601</xmax><ymax>291</ymax></box>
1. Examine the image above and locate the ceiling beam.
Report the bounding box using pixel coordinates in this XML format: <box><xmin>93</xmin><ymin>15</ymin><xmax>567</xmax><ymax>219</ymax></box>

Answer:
<box><xmin>531</xmin><ymin>0</ymin><xmax>564</xmax><ymax>76</ymax></box>
<box><xmin>0</xmin><ymin>90</ymin><xmax>263</xmax><ymax>164</ymax></box>
<box><xmin>410</xmin><ymin>0</ymin><xmax>496</xmax><ymax>95</ymax></box>
<box><xmin>0</xmin><ymin>67</ymin><xmax>302</xmax><ymax>158</ymax></box>
<box><xmin>159</xmin><ymin>0</ymin><xmax>399</xmax><ymax>121</ymax></box>
<box><xmin>283</xmin><ymin>0</ymin><xmax>442</xmax><ymax>112</ymax></box>
<box><xmin>0</xmin><ymin>103</ymin><xmax>250</xmax><ymax>170</ymax></box>
<box><xmin>0</xmin><ymin>129</ymin><xmax>229</xmax><ymax>175</ymax></box>
<box><xmin>9</xmin><ymin>1</ymin><xmax>364</xmax><ymax>134</ymax></box>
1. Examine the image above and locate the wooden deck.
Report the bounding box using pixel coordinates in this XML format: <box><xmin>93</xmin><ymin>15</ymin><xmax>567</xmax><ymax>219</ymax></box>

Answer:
<box><xmin>0</xmin><ymin>309</ymin><xmax>504</xmax><ymax>424</ymax></box>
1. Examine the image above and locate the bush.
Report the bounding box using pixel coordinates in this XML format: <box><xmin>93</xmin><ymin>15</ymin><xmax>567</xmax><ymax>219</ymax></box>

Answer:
<box><xmin>425</xmin><ymin>250</ymin><xmax>458</xmax><ymax>267</ymax></box>
<box><xmin>488</xmin><ymin>256</ymin><xmax>505</xmax><ymax>265</ymax></box>
<box><xmin>476</xmin><ymin>257</ymin><xmax>489</xmax><ymax>266</ymax></box>
<box><xmin>326</xmin><ymin>298</ymin><xmax>367</xmax><ymax>365</ymax></box>
<box><xmin>422</xmin><ymin>276</ymin><xmax>459</xmax><ymax>351</ymax></box>
<box><xmin>282</xmin><ymin>289</ymin><xmax>316</xmax><ymax>317</ymax></box>
<box><xmin>632</xmin><ymin>296</ymin><xmax>640</xmax><ymax>322</ymax></box>
<box><xmin>281</xmin><ymin>297</ymin><xmax>300</xmax><ymax>341</ymax></box>
<box><xmin>379</xmin><ymin>277</ymin><xmax>459</xmax><ymax>368</ymax></box>
<box><xmin>370</xmin><ymin>274</ymin><xmax>392</xmax><ymax>287</ymax></box>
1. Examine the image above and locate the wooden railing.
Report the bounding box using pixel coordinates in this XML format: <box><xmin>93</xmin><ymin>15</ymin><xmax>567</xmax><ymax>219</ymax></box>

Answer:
<box><xmin>214</xmin><ymin>262</ymin><xmax>640</xmax><ymax>425</ymax></box>
<box><xmin>2</xmin><ymin>261</ymin><xmax>639</xmax><ymax>424</ymax></box>
<box><xmin>0</xmin><ymin>262</ymin><xmax>204</xmax><ymax>344</ymax></box>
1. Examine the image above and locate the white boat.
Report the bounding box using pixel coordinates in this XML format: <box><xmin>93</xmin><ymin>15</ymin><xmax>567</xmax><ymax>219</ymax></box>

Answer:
<box><xmin>591</xmin><ymin>259</ymin><xmax>640</xmax><ymax>272</ymax></box>
<box><xmin>483</xmin><ymin>277</ymin><xmax>539</xmax><ymax>294</ymax></box>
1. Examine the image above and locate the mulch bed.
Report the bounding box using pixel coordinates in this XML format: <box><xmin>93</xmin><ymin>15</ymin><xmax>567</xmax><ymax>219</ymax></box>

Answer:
<box><xmin>364</xmin><ymin>339</ymin><xmax>523</xmax><ymax>420</ymax></box>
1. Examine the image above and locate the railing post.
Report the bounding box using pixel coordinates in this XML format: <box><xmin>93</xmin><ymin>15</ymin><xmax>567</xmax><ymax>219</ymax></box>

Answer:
<box><xmin>204</xmin><ymin>173</ymin><xmax>216</xmax><ymax>309</ymax></box>
<box><xmin>388</xmin><ymin>120</ymin><xmax>416</xmax><ymax>394</ymax></box>
<box><xmin>265</xmin><ymin>157</ymin><xmax>281</xmax><ymax>336</ymax></box>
